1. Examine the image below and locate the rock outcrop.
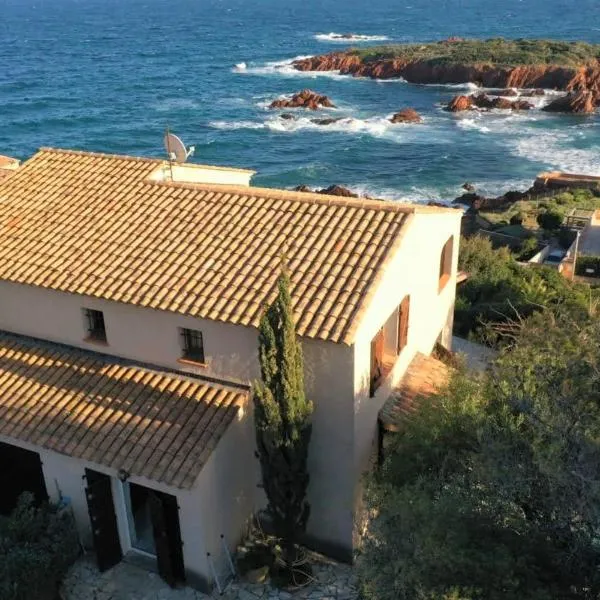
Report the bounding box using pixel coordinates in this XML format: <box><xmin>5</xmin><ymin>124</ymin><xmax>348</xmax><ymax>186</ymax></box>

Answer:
<box><xmin>446</xmin><ymin>93</ymin><xmax>533</xmax><ymax>111</ymax></box>
<box><xmin>390</xmin><ymin>108</ymin><xmax>422</xmax><ymax>123</ymax></box>
<box><xmin>542</xmin><ymin>90</ymin><xmax>595</xmax><ymax>113</ymax></box>
<box><xmin>453</xmin><ymin>189</ymin><xmax>529</xmax><ymax>210</ymax></box>
<box><xmin>294</xmin><ymin>184</ymin><xmax>359</xmax><ymax>197</ymax></box>
<box><xmin>447</xmin><ymin>95</ymin><xmax>473</xmax><ymax>112</ymax></box>
<box><xmin>292</xmin><ymin>51</ymin><xmax>600</xmax><ymax>106</ymax></box>
<box><xmin>269</xmin><ymin>89</ymin><xmax>336</xmax><ymax>110</ymax></box>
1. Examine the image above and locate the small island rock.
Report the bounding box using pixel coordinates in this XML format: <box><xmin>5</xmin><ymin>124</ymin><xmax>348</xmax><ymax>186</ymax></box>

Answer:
<box><xmin>390</xmin><ymin>108</ymin><xmax>423</xmax><ymax>123</ymax></box>
<box><xmin>446</xmin><ymin>95</ymin><xmax>473</xmax><ymax>112</ymax></box>
<box><xmin>269</xmin><ymin>89</ymin><xmax>336</xmax><ymax>110</ymax></box>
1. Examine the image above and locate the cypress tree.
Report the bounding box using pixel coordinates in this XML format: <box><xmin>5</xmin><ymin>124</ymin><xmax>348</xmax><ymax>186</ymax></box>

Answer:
<box><xmin>253</xmin><ymin>270</ymin><xmax>313</xmax><ymax>566</ymax></box>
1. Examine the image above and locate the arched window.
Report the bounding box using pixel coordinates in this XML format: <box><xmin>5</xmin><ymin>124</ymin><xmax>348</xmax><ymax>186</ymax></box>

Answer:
<box><xmin>439</xmin><ymin>235</ymin><xmax>454</xmax><ymax>292</ymax></box>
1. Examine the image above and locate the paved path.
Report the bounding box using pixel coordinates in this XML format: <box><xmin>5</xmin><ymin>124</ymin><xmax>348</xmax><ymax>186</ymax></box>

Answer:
<box><xmin>61</xmin><ymin>554</ymin><xmax>357</xmax><ymax>600</ymax></box>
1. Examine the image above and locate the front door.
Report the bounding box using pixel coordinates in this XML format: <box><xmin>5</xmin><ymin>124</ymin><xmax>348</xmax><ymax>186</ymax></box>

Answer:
<box><xmin>149</xmin><ymin>490</ymin><xmax>185</xmax><ymax>587</ymax></box>
<box><xmin>85</xmin><ymin>469</ymin><xmax>123</xmax><ymax>572</ymax></box>
<box><xmin>0</xmin><ymin>442</ymin><xmax>48</xmax><ymax>515</ymax></box>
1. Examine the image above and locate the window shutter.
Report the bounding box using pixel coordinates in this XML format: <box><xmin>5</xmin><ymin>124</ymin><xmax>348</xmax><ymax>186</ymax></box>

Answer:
<box><xmin>397</xmin><ymin>296</ymin><xmax>410</xmax><ymax>353</ymax></box>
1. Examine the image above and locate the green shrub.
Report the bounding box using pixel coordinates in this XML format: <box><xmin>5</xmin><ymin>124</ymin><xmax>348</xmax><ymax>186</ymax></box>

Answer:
<box><xmin>0</xmin><ymin>493</ymin><xmax>80</xmax><ymax>600</ymax></box>
<box><xmin>536</xmin><ymin>209</ymin><xmax>563</xmax><ymax>230</ymax></box>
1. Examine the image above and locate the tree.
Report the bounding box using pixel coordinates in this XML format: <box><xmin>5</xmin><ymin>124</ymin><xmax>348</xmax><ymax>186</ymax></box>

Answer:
<box><xmin>0</xmin><ymin>493</ymin><xmax>80</xmax><ymax>600</ymax></box>
<box><xmin>358</xmin><ymin>310</ymin><xmax>600</xmax><ymax>600</ymax></box>
<box><xmin>253</xmin><ymin>270</ymin><xmax>313</xmax><ymax>566</ymax></box>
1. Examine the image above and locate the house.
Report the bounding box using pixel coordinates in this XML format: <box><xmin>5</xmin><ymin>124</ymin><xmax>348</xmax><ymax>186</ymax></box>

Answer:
<box><xmin>0</xmin><ymin>148</ymin><xmax>461</xmax><ymax>590</ymax></box>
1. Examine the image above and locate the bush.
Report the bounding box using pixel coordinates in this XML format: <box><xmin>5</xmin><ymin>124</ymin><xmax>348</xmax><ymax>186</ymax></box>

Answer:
<box><xmin>358</xmin><ymin>312</ymin><xmax>600</xmax><ymax>600</ymax></box>
<box><xmin>0</xmin><ymin>493</ymin><xmax>80</xmax><ymax>600</ymax></box>
<box><xmin>516</xmin><ymin>236</ymin><xmax>539</xmax><ymax>261</ymax></box>
<box><xmin>536</xmin><ymin>209</ymin><xmax>564</xmax><ymax>230</ymax></box>
<box><xmin>456</xmin><ymin>236</ymin><xmax>598</xmax><ymax>344</ymax></box>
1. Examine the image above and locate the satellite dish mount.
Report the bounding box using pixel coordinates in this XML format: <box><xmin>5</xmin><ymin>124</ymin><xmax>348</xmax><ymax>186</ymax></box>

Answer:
<box><xmin>163</xmin><ymin>129</ymin><xmax>195</xmax><ymax>178</ymax></box>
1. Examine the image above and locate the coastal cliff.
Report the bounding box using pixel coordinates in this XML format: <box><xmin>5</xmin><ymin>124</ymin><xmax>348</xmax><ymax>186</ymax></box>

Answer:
<box><xmin>293</xmin><ymin>39</ymin><xmax>600</xmax><ymax>102</ymax></box>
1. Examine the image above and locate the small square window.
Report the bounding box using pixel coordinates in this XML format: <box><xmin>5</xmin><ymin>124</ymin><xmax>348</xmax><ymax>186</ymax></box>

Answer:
<box><xmin>180</xmin><ymin>328</ymin><xmax>205</xmax><ymax>363</ymax></box>
<box><xmin>83</xmin><ymin>308</ymin><xmax>107</xmax><ymax>343</ymax></box>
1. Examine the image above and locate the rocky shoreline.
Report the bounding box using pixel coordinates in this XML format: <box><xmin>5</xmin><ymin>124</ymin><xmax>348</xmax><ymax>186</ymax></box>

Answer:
<box><xmin>292</xmin><ymin>47</ymin><xmax>600</xmax><ymax>111</ymax></box>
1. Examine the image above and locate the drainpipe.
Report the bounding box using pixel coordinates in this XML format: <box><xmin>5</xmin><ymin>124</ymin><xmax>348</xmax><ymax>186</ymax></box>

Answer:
<box><xmin>571</xmin><ymin>231</ymin><xmax>581</xmax><ymax>281</ymax></box>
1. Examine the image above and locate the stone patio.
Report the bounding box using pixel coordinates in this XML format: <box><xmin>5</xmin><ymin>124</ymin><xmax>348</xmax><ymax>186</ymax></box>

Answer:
<box><xmin>60</xmin><ymin>553</ymin><xmax>357</xmax><ymax>600</ymax></box>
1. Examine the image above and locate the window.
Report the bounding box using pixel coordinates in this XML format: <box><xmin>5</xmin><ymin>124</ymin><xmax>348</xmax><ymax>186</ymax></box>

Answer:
<box><xmin>83</xmin><ymin>308</ymin><xmax>107</xmax><ymax>342</ymax></box>
<box><xmin>370</xmin><ymin>296</ymin><xmax>410</xmax><ymax>397</ymax></box>
<box><xmin>180</xmin><ymin>328</ymin><xmax>205</xmax><ymax>363</ymax></box>
<box><xmin>439</xmin><ymin>235</ymin><xmax>454</xmax><ymax>292</ymax></box>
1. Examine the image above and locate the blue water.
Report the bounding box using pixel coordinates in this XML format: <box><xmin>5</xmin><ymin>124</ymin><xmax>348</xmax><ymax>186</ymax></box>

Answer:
<box><xmin>1</xmin><ymin>0</ymin><xmax>599</xmax><ymax>201</ymax></box>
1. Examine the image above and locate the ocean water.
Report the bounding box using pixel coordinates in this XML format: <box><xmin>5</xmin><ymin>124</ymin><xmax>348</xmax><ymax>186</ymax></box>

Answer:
<box><xmin>0</xmin><ymin>0</ymin><xmax>599</xmax><ymax>202</ymax></box>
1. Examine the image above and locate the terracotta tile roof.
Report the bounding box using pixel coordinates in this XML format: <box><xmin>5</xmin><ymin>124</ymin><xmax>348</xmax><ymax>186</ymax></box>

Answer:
<box><xmin>379</xmin><ymin>352</ymin><xmax>450</xmax><ymax>432</ymax></box>
<box><xmin>0</xmin><ymin>331</ymin><xmax>247</xmax><ymax>489</ymax></box>
<box><xmin>0</xmin><ymin>148</ymin><xmax>459</xmax><ymax>344</ymax></box>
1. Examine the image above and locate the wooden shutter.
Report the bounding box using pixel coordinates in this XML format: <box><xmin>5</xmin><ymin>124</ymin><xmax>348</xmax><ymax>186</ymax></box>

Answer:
<box><xmin>149</xmin><ymin>491</ymin><xmax>185</xmax><ymax>587</ymax></box>
<box><xmin>85</xmin><ymin>471</ymin><xmax>122</xmax><ymax>572</ymax></box>
<box><xmin>397</xmin><ymin>296</ymin><xmax>410</xmax><ymax>353</ymax></box>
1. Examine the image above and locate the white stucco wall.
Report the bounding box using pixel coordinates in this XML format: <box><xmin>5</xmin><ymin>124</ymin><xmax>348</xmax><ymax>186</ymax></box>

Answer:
<box><xmin>191</xmin><ymin>401</ymin><xmax>257</xmax><ymax>582</ymax></box>
<box><xmin>0</xmin><ymin>282</ymin><xmax>259</xmax><ymax>386</ymax></box>
<box><xmin>352</xmin><ymin>211</ymin><xmax>461</xmax><ymax>492</ymax></box>
<box><xmin>0</xmin><ymin>432</ymin><xmax>221</xmax><ymax>588</ymax></box>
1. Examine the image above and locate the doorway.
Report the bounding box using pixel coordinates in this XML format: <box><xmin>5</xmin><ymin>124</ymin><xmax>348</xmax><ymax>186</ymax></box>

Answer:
<box><xmin>125</xmin><ymin>483</ymin><xmax>157</xmax><ymax>555</ymax></box>
<box><xmin>0</xmin><ymin>442</ymin><xmax>48</xmax><ymax>515</ymax></box>
<box><xmin>123</xmin><ymin>482</ymin><xmax>185</xmax><ymax>587</ymax></box>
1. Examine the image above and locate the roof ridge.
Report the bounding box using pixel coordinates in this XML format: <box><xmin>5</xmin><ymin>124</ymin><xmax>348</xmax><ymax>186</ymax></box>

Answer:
<box><xmin>39</xmin><ymin>146</ymin><xmax>164</xmax><ymax>165</ymax></box>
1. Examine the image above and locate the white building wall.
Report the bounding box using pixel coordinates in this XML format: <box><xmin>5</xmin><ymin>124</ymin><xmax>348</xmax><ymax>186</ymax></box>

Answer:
<box><xmin>0</xmin><ymin>433</ymin><xmax>215</xmax><ymax>588</ymax></box>
<box><xmin>352</xmin><ymin>211</ymin><xmax>461</xmax><ymax>489</ymax></box>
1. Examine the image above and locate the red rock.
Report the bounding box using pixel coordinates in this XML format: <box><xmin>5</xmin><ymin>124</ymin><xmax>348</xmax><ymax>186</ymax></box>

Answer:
<box><xmin>318</xmin><ymin>184</ymin><xmax>358</xmax><ymax>197</ymax></box>
<box><xmin>446</xmin><ymin>95</ymin><xmax>473</xmax><ymax>112</ymax></box>
<box><xmin>390</xmin><ymin>108</ymin><xmax>422</xmax><ymax>123</ymax></box>
<box><xmin>292</xmin><ymin>52</ymin><xmax>600</xmax><ymax>106</ymax></box>
<box><xmin>464</xmin><ymin>93</ymin><xmax>534</xmax><ymax>110</ymax></box>
<box><xmin>542</xmin><ymin>90</ymin><xmax>595</xmax><ymax>113</ymax></box>
<box><xmin>269</xmin><ymin>89</ymin><xmax>336</xmax><ymax>110</ymax></box>
<box><xmin>494</xmin><ymin>88</ymin><xmax>519</xmax><ymax>96</ymax></box>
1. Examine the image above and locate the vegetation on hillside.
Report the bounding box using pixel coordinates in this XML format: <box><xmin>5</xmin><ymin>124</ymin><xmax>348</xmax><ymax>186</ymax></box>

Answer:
<box><xmin>253</xmin><ymin>271</ymin><xmax>313</xmax><ymax>579</ymax></box>
<box><xmin>358</xmin><ymin>309</ymin><xmax>600</xmax><ymax>600</ymax></box>
<box><xmin>0</xmin><ymin>493</ymin><xmax>80</xmax><ymax>600</ymax></box>
<box><xmin>351</xmin><ymin>38</ymin><xmax>600</xmax><ymax>66</ymax></box>
<box><xmin>455</xmin><ymin>235</ymin><xmax>597</xmax><ymax>343</ymax></box>
<box><xmin>480</xmin><ymin>188</ymin><xmax>600</xmax><ymax>231</ymax></box>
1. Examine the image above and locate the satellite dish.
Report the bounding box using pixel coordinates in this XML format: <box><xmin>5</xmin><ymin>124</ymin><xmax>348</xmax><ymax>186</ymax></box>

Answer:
<box><xmin>163</xmin><ymin>131</ymin><xmax>195</xmax><ymax>163</ymax></box>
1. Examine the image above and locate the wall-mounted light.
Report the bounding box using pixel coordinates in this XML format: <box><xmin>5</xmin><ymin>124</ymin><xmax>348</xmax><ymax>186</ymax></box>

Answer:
<box><xmin>117</xmin><ymin>468</ymin><xmax>130</xmax><ymax>482</ymax></box>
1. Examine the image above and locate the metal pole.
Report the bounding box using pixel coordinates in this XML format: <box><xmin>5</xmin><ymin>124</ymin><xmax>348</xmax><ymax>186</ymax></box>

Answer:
<box><xmin>572</xmin><ymin>231</ymin><xmax>580</xmax><ymax>281</ymax></box>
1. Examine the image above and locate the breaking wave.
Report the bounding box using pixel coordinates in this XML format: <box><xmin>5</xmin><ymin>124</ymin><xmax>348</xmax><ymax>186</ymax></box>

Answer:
<box><xmin>515</xmin><ymin>130</ymin><xmax>600</xmax><ymax>175</ymax></box>
<box><xmin>208</xmin><ymin>120</ymin><xmax>265</xmax><ymax>130</ymax></box>
<box><xmin>232</xmin><ymin>55</ymin><xmax>353</xmax><ymax>80</ymax></box>
<box><xmin>314</xmin><ymin>32</ymin><xmax>389</xmax><ymax>42</ymax></box>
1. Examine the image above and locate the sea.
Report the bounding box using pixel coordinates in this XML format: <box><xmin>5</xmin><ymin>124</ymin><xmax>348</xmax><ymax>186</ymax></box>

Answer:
<box><xmin>0</xmin><ymin>0</ymin><xmax>599</xmax><ymax>202</ymax></box>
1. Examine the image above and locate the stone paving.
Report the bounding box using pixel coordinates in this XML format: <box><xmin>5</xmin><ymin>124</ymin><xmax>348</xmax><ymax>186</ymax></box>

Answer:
<box><xmin>60</xmin><ymin>554</ymin><xmax>358</xmax><ymax>600</ymax></box>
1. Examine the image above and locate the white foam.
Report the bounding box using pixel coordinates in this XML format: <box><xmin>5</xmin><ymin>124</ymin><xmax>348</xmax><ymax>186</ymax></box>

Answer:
<box><xmin>208</xmin><ymin>120</ymin><xmax>265</xmax><ymax>131</ymax></box>
<box><xmin>232</xmin><ymin>55</ymin><xmax>353</xmax><ymax>80</ymax></box>
<box><xmin>233</xmin><ymin>62</ymin><xmax>247</xmax><ymax>71</ymax></box>
<box><xmin>515</xmin><ymin>130</ymin><xmax>600</xmax><ymax>175</ymax></box>
<box><xmin>314</xmin><ymin>32</ymin><xmax>389</xmax><ymax>43</ymax></box>
<box><xmin>264</xmin><ymin>115</ymin><xmax>394</xmax><ymax>137</ymax></box>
